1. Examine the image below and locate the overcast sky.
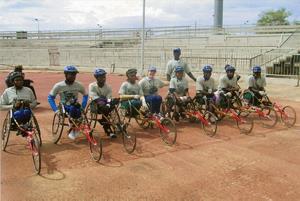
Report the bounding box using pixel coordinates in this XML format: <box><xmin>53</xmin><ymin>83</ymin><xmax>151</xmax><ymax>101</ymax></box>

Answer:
<box><xmin>0</xmin><ymin>0</ymin><xmax>299</xmax><ymax>31</ymax></box>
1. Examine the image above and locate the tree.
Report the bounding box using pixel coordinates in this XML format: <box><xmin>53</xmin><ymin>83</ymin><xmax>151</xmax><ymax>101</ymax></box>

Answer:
<box><xmin>257</xmin><ymin>8</ymin><xmax>291</xmax><ymax>26</ymax></box>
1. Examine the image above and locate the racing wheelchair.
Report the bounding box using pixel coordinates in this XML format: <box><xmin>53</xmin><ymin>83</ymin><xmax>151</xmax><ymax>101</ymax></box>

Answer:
<box><xmin>85</xmin><ymin>97</ymin><xmax>137</xmax><ymax>154</ymax></box>
<box><xmin>51</xmin><ymin>99</ymin><xmax>102</xmax><ymax>162</ymax></box>
<box><xmin>1</xmin><ymin>99</ymin><xmax>41</xmax><ymax>174</ymax></box>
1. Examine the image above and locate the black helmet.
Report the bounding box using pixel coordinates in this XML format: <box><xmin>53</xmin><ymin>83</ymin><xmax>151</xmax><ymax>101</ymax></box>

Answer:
<box><xmin>10</xmin><ymin>72</ymin><xmax>23</xmax><ymax>82</ymax></box>
<box><xmin>126</xmin><ymin>68</ymin><xmax>137</xmax><ymax>76</ymax></box>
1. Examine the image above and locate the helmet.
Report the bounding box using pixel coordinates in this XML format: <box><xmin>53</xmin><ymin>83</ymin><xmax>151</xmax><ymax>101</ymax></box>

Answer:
<box><xmin>202</xmin><ymin>65</ymin><xmax>213</xmax><ymax>73</ymax></box>
<box><xmin>252</xmin><ymin>65</ymin><xmax>261</xmax><ymax>73</ymax></box>
<box><xmin>14</xmin><ymin>65</ymin><xmax>23</xmax><ymax>72</ymax></box>
<box><xmin>225</xmin><ymin>65</ymin><xmax>235</xmax><ymax>72</ymax></box>
<box><xmin>64</xmin><ymin>65</ymin><xmax>78</xmax><ymax>73</ymax></box>
<box><xmin>126</xmin><ymin>68</ymin><xmax>137</xmax><ymax>76</ymax></box>
<box><xmin>175</xmin><ymin>66</ymin><xmax>184</xmax><ymax>72</ymax></box>
<box><xmin>10</xmin><ymin>72</ymin><xmax>23</xmax><ymax>82</ymax></box>
<box><xmin>173</xmin><ymin>48</ymin><xmax>181</xmax><ymax>53</ymax></box>
<box><xmin>94</xmin><ymin>68</ymin><xmax>106</xmax><ymax>76</ymax></box>
<box><xmin>148</xmin><ymin>66</ymin><xmax>157</xmax><ymax>72</ymax></box>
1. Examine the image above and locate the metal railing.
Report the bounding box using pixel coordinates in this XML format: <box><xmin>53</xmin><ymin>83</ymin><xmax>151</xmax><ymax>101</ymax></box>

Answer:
<box><xmin>1</xmin><ymin>25</ymin><xmax>300</xmax><ymax>40</ymax></box>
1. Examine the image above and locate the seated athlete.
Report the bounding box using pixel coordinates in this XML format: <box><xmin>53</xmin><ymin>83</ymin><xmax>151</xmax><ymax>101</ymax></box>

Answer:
<box><xmin>168</xmin><ymin>66</ymin><xmax>191</xmax><ymax>121</ymax></box>
<box><xmin>195</xmin><ymin>65</ymin><xmax>217</xmax><ymax>106</ymax></box>
<box><xmin>48</xmin><ymin>65</ymin><xmax>88</xmax><ymax>140</ymax></box>
<box><xmin>138</xmin><ymin>66</ymin><xmax>168</xmax><ymax>116</ymax></box>
<box><xmin>247</xmin><ymin>65</ymin><xmax>267</xmax><ymax>106</ymax></box>
<box><xmin>88</xmin><ymin>68</ymin><xmax>118</xmax><ymax>138</ymax></box>
<box><xmin>118</xmin><ymin>68</ymin><xmax>148</xmax><ymax>117</ymax></box>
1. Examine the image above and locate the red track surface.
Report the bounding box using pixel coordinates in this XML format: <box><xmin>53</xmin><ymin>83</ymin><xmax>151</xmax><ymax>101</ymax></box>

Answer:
<box><xmin>1</xmin><ymin>72</ymin><xmax>300</xmax><ymax>201</ymax></box>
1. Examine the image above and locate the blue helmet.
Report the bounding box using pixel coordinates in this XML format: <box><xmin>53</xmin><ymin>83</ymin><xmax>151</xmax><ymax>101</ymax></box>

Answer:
<box><xmin>202</xmin><ymin>65</ymin><xmax>213</xmax><ymax>73</ymax></box>
<box><xmin>225</xmin><ymin>65</ymin><xmax>235</xmax><ymax>72</ymax></box>
<box><xmin>64</xmin><ymin>65</ymin><xmax>78</xmax><ymax>73</ymax></box>
<box><xmin>94</xmin><ymin>68</ymin><xmax>106</xmax><ymax>76</ymax></box>
<box><xmin>175</xmin><ymin>66</ymin><xmax>184</xmax><ymax>72</ymax></box>
<box><xmin>148</xmin><ymin>66</ymin><xmax>157</xmax><ymax>72</ymax></box>
<box><xmin>173</xmin><ymin>48</ymin><xmax>181</xmax><ymax>53</ymax></box>
<box><xmin>253</xmin><ymin>65</ymin><xmax>261</xmax><ymax>73</ymax></box>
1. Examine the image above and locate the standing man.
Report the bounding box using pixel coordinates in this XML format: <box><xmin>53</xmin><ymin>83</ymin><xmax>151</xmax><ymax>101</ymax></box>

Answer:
<box><xmin>48</xmin><ymin>65</ymin><xmax>88</xmax><ymax>140</ymax></box>
<box><xmin>166</xmin><ymin>48</ymin><xmax>196</xmax><ymax>82</ymax></box>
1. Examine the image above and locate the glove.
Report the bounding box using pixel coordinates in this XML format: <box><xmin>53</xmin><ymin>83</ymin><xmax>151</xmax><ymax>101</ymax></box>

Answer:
<box><xmin>208</xmin><ymin>89</ymin><xmax>212</xmax><ymax>94</ymax></box>
<box><xmin>134</xmin><ymin>95</ymin><xmax>140</xmax><ymax>99</ymax></box>
<box><xmin>179</xmin><ymin>96</ymin><xmax>188</xmax><ymax>101</ymax></box>
<box><xmin>225</xmin><ymin>92</ymin><xmax>232</xmax><ymax>97</ymax></box>
<box><xmin>259</xmin><ymin>91</ymin><xmax>266</xmax><ymax>96</ymax></box>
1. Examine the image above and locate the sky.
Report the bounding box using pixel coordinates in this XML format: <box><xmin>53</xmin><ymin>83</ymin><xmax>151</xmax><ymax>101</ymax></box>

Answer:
<box><xmin>0</xmin><ymin>0</ymin><xmax>299</xmax><ymax>31</ymax></box>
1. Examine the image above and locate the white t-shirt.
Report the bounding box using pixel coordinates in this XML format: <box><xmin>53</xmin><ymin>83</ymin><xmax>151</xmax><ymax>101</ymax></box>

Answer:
<box><xmin>88</xmin><ymin>82</ymin><xmax>112</xmax><ymax>100</ymax></box>
<box><xmin>196</xmin><ymin>77</ymin><xmax>216</xmax><ymax>92</ymax></box>
<box><xmin>0</xmin><ymin>86</ymin><xmax>37</xmax><ymax>110</ymax></box>
<box><xmin>166</xmin><ymin>59</ymin><xmax>191</xmax><ymax>78</ymax></box>
<box><xmin>169</xmin><ymin>77</ymin><xmax>189</xmax><ymax>96</ymax></box>
<box><xmin>139</xmin><ymin>77</ymin><xmax>164</xmax><ymax>96</ymax></box>
<box><xmin>49</xmin><ymin>81</ymin><xmax>86</xmax><ymax>104</ymax></box>
<box><xmin>218</xmin><ymin>75</ymin><xmax>238</xmax><ymax>91</ymax></box>
<box><xmin>119</xmin><ymin>81</ymin><xmax>144</xmax><ymax>96</ymax></box>
<box><xmin>248</xmin><ymin>75</ymin><xmax>266</xmax><ymax>89</ymax></box>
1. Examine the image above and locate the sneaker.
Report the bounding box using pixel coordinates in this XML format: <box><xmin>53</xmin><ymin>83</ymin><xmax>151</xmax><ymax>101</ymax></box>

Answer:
<box><xmin>68</xmin><ymin>130</ymin><xmax>80</xmax><ymax>140</ymax></box>
<box><xmin>109</xmin><ymin>133</ymin><xmax>117</xmax><ymax>139</ymax></box>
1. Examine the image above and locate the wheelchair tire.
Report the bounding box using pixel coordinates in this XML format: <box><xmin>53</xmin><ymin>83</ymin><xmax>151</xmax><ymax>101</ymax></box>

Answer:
<box><xmin>1</xmin><ymin>111</ymin><xmax>11</xmax><ymax>151</ymax></box>
<box><xmin>51</xmin><ymin>112</ymin><xmax>65</xmax><ymax>144</ymax></box>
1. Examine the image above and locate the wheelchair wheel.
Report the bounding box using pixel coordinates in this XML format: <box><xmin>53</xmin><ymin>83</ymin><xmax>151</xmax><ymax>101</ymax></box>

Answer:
<box><xmin>89</xmin><ymin>133</ymin><xmax>102</xmax><ymax>162</ymax></box>
<box><xmin>159</xmin><ymin>117</ymin><xmax>177</xmax><ymax>145</ymax></box>
<box><xmin>1</xmin><ymin>111</ymin><xmax>11</xmax><ymax>151</ymax></box>
<box><xmin>51</xmin><ymin>112</ymin><xmax>65</xmax><ymax>144</ymax></box>
<box><xmin>281</xmin><ymin>106</ymin><xmax>297</xmax><ymax>128</ymax></box>
<box><xmin>122</xmin><ymin>123</ymin><xmax>136</xmax><ymax>154</ymax></box>
<box><xmin>135</xmin><ymin>114</ymin><xmax>150</xmax><ymax>129</ymax></box>
<box><xmin>85</xmin><ymin>102</ymin><xmax>97</xmax><ymax>132</ymax></box>
<box><xmin>32</xmin><ymin>114</ymin><xmax>42</xmax><ymax>146</ymax></box>
<box><xmin>236</xmin><ymin>116</ymin><xmax>254</xmax><ymax>134</ymax></box>
<box><xmin>202</xmin><ymin>111</ymin><xmax>218</xmax><ymax>137</ymax></box>
<box><xmin>258</xmin><ymin>106</ymin><xmax>278</xmax><ymax>128</ymax></box>
<box><xmin>31</xmin><ymin>134</ymin><xmax>41</xmax><ymax>174</ymax></box>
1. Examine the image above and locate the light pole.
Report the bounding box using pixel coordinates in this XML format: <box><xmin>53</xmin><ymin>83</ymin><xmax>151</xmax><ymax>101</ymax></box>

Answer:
<box><xmin>34</xmin><ymin>18</ymin><xmax>39</xmax><ymax>39</ymax></box>
<box><xmin>97</xmin><ymin>24</ymin><xmax>102</xmax><ymax>39</ymax></box>
<box><xmin>141</xmin><ymin>0</ymin><xmax>145</xmax><ymax>76</ymax></box>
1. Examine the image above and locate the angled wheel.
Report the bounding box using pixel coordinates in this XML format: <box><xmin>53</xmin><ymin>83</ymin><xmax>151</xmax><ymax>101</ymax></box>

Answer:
<box><xmin>159</xmin><ymin>117</ymin><xmax>177</xmax><ymax>145</ymax></box>
<box><xmin>122</xmin><ymin>123</ymin><xmax>136</xmax><ymax>154</ymax></box>
<box><xmin>202</xmin><ymin>111</ymin><xmax>218</xmax><ymax>137</ymax></box>
<box><xmin>281</xmin><ymin>106</ymin><xmax>296</xmax><ymax>128</ymax></box>
<box><xmin>236</xmin><ymin>116</ymin><xmax>254</xmax><ymax>134</ymax></box>
<box><xmin>85</xmin><ymin>102</ymin><xmax>98</xmax><ymax>132</ymax></box>
<box><xmin>89</xmin><ymin>133</ymin><xmax>102</xmax><ymax>162</ymax></box>
<box><xmin>31</xmin><ymin>114</ymin><xmax>42</xmax><ymax>146</ymax></box>
<box><xmin>1</xmin><ymin>111</ymin><xmax>11</xmax><ymax>151</ymax></box>
<box><xmin>31</xmin><ymin>134</ymin><xmax>41</xmax><ymax>174</ymax></box>
<box><xmin>258</xmin><ymin>106</ymin><xmax>278</xmax><ymax>128</ymax></box>
<box><xmin>51</xmin><ymin>112</ymin><xmax>64</xmax><ymax>144</ymax></box>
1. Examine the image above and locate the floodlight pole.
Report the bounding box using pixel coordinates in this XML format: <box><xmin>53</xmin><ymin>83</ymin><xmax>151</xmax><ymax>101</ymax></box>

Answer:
<box><xmin>141</xmin><ymin>0</ymin><xmax>145</xmax><ymax>76</ymax></box>
<box><xmin>35</xmin><ymin>18</ymin><xmax>39</xmax><ymax>39</ymax></box>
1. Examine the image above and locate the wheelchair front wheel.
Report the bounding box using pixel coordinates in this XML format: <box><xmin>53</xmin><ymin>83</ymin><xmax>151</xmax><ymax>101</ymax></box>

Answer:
<box><xmin>51</xmin><ymin>112</ymin><xmax>65</xmax><ymax>144</ymax></box>
<box><xmin>1</xmin><ymin>111</ymin><xmax>11</xmax><ymax>151</ymax></box>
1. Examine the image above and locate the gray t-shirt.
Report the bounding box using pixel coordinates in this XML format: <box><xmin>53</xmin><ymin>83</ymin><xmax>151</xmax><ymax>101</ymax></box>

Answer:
<box><xmin>139</xmin><ymin>77</ymin><xmax>164</xmax><ymax>96</ymax></box>
<box><xmin>49</xmin><ymin>81</ymin><xmax>86</xmax><ymax>104</ymax></box>
<box><xmin>196</xmin><ymin>77</ymin><xmax>216</xmax><ymax>92</ymax></box>
<box><xmin>169</xmin><ymin>77</ymin><xmax>189</xmax><ymax>96</ymax></box>
<box><xmin>119</xmin><ymin>81</ymin><xmax>144</xmax><ymax>96</ymax></box>
<box><xmin>0</xmin><ymin>86</ymin><xmax>37</xmax><ymax>110</ymax></box>
<box><xmin>88</xmin><ymin>82</ymin><xmax>112</xmax><ymax>100</ymax></box>
<box><xmin>166</xmin><ymin>59</ymin><xmax>191</xmax><ymax>78</ymax></box>
<box><xmin>248</xmin><ymin>75</ymin><xmax>266</xmax><ymax>90</ymax></box>
<box><xmin>218</xmin><ymin>75</ymin><xmax>238</xmax><ymax>91</ymax></box>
